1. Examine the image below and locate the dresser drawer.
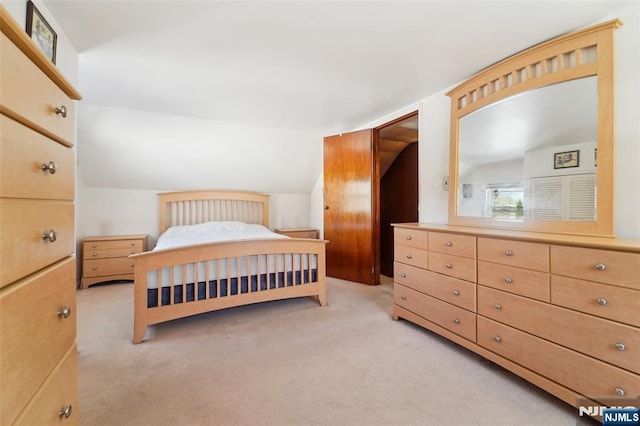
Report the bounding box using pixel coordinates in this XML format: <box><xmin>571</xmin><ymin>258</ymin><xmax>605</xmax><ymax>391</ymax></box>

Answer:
<box><xmin>551</xmin><ymin>246</ymin><xmax>640</xmax><ymax>290</ymax></box>
<box><xmin>83</xmin><ymin>257</ymin><xmax>136</xmax><ymax>278</ymax></box>
<box><xmin>83</xmin><ymin>238</ymin><xmax>145</xmax><ymax>251</ymax></box>
<box><xmin>428</xmin><ymin>252</ymin><xmax>476</xmax><ymax>282</ymax></box>
<box><xmin>478</xmin><ymin>238</ymin><xmax>549</xmax><ymax>272</ymax></box>
<box><xmin>394</xmin><ymin>227</ymin><xmax>428</xmax><ymax>250</ymax></box>
<box><xmin>478</xmin><ymin>286</ymin><xmax>640</xmax><ymax>374</ymax></box>
<box><xmin>478</xmin><ymin>316</ymin><xmax>640</xmax><ymax>401</ymax></box>
<box><xmin>14</xmin><ymin>344</ymin><xmax>78</xmax><ymax>426</ymax></box>
<box><xmin>551</xmin><ymin>275</ymin><xmax>640</xmax><ymax>327</ymax></box>
<box><xmin>478</xmin><ymin>261</ymin><xmax>550</xmax><ymax>302</ymax></box>
<box><xmin>0</xmin><ymin>200</ymin><xmax>74</xmax><ymax>288</ymax></box>
<box><xmin>0</xmin><ymin>258</ymin><xmax>76</xmax><ymax>425</ymax></box>
<box><xmin>394</xmin><ymin>245</ymin><xmax>428</xmax><ymax>269</ymax></box>
<box><xmin>0</xmin><ymin>115</ymin><xmax>74</xmax><ymax>200</ymax></box>
<box><xmin>428</xmin><ymin>232</ymin><xmax>476</xmax><ymax>258</ymax></box>
<box><xmin>394</xmin><ymin>262</ymin><xmax>476</xmax><ymax>312</ymax></box>
<box><xmin>0</xmin><ymin>33</ymin><xmax>75</xmax><ymax>145</ymax></box>
<box><xmin>84</xmin><ymin>246</ymin><xmax>143</xmax><ymax>260</ymax></box>
<box><xmin>395</xmin><ymin>284</ymin><xmax>476</xmax><ymax>341</ymax></box>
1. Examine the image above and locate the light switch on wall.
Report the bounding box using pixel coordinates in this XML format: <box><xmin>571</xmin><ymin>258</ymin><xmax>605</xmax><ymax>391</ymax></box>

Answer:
<box><xmin>442</xmin><ymin>176</ymin><xmax>449</xmax><ymax>191</ymax></box>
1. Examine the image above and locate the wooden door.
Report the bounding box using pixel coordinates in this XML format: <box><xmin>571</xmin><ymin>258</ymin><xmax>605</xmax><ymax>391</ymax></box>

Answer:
<box><xmin>323</xmin><ymin>130</ymin><xmax>378</xmax><ymax>285</ymax></box>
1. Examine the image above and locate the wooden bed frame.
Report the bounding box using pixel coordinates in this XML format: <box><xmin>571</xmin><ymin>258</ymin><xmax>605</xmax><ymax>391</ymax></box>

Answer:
<box><xmin>131</xmin><ymin>190</ymin><xmax>327</xmax><ymax>343</ymax></box>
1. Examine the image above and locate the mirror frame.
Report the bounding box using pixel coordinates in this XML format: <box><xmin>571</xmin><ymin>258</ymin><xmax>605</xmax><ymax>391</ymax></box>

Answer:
<box><xmin>447</xmin><ymin>19</ymin><xmax>621</xmax><ymax>237</ymax></box>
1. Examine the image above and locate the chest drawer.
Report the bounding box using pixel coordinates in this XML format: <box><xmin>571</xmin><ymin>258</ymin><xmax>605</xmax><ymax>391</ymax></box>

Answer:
<box><xmin>395</xmin><ymin>284</ymin><xmax>476</xmax><ymax>342</ymax></box>
<box><xmin>0</xmin><ymin>115</ymin><xmax>74</xmax><ymax>200</ymax></box>
<box><xmin>0</xmin><ymin>33</ymin><xmax>75</xmax><ymax>145</ymax></box>
<box><xmin>428</xmin><ymin>252</ymin><xmax>476</xmax><ymax>282</ymax></box>
<box><xmin>428</xmin><ymin>232</ymin><xmax>476</xmax><ymax>258</ymax></box>
<box><xmin>83</xmin><ymin>257</ymin><xmax>136</xmax><ymax>278</ymax></box>
<box><xmin>84</xmin><ymin>246</ymin><xmax>143</xmax><ymax>260</ymax></box>
<box><xmin>0</xmin><ymin>258</ymin><xmax>76</xmax><ymax>425</ymax></box>
<box><xmin>83</xmin><ymin>238</ymin><xmax>145</xmax><ymax>251</ymax></box>
<box><xmin>394</xmin><ymin>227</ymin><xmax>428</xmax><ymax>250</ymax></box>
<box><xmin>478</xmin><ymin>317</ymin><xmax>640</xmax><ymax>401</ymax></box>
<box><xmin>478</xmin><ymin>261</ymin><xmax>550</xmax><ymax>302</ymax></box>
<box><xmin>14</xmin><ymin>344</ymin><xmax>78</xmax><ymax>426</ymax></box>
<box><xmin>478</xmin><ymin>238</ymin><xmax>549</xmax><ymax>272</ymax></box>
<box><xmin>478</xmin><ymin>286</ymin><xmax>640</xmax><ymax>374</ymax></box>
<box><xmin>394</xmin><ymin>245</ymin><xmax>428</xmax><ymax>269</ymax></box>
<box><xmin>551</xmin><ymin>275</ymin><xmax>640</xmax><ymax>327</ymax></box>
<box><xmin>394</xmin><ymin>262</ymin><xmax>476</xmax><ymax>312</ymax></box>
<box><xmin>0</xmin><ymin>200</ymin><xmax>74</xmax><ymax>288</ymax></box>
<box><xmin>551</xmin><ymin>246</ymin><xmax>640</xmax><ymax>290</ymax></box>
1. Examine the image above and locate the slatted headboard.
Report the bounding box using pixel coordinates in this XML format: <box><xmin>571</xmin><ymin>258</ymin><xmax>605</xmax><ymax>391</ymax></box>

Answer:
<box><xmin>158</xmin><ymin>190</ymin><xmax>270</xmax><ymax>234</ymax></box>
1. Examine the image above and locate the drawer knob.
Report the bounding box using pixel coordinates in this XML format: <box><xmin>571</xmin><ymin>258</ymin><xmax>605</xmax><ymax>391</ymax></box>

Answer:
<box><xmin>92</xmin><ymin>253</ymin><xmax>98</xmax><ymax>257</ymax></box>
<box><xmin>41</xmin><ymin>161</ymin><xmax>57</xmax><ymax>174</ymax></box>
<box><xmin>595</xmin><ymin>263</ymin><xmax>607</xmax><ymax>271</ymax></box>
<box><xmin>400</xmin><ymin>272</ymin><xmax>407</xmax><ymax>278</ymax></box>
<box><xmin>504</xmin><ymin>249</ymin><xmax>513</xmax><ymax>256</ymax></box>
<box><xmin>445</xmin><ymin>263</ymin><xmax>453</xmax><ymax>269</ymax></box>
<box><xmin>406</xmin><ymin>235</ymin><xmax>412</xmax><ymax>240</ymax></box>
<box><xmin>59</xmin><ymin>404</ymin><xmax>73</xmax><ymax>419</ymax></box>
<box><xmin>130</xmin><ymin>263</ymin><xmax>135</xmax><ymax>268</ymax></box>
<box><xmin>493</xmin><ymin>335</ymin><xmax>502</xmax><ymax>343</ymax></box>
<box><xmin>57</xmin><ymin>306</ymin><xmax>71</xmax><ymax>319</ymax></box>
<box><xmin>54</xmin><ymin>105</ymin><xmax>68</xmax><ymax>118</ymax></box>
<box><xmin>92</xmin><ymin>266</ymin><xmax>98</xmax><ymax>271</ymax></box>
<box><xmin>42</xmin><ymin>229</ymin><xmax>57</xmax><ymax>243</ymax></box>
<box><xmin>494</xmin><ymin>303</ymin><xmax>502</xmax><ymax>310</ymax></box>
<box><xmin>504</xmin><ymin>277</ymin><xmax>513</xmax><ymax>284</ymax></box>
<box><xmin>406</xmin><ymin>254</ymin><xmax>412</xmax><ymax>259</ymax></box>
<box><xmin>445</xmin><ymin>241</ymin><xmax>453</xmax><ymax>247</ymax></box>
<box><xmin>453</xmin><ymin>290</ymin><xmax>460</xmax><ymax>296</ymax></box>
<box><xmin>130</xmin><ymin>242</ymin><xmax>136</xmax><ymax>246</ymax></box>
<box><xmin>453</xmin><ymin>317</ymin><xmax>460</xmax><ymax>324</ymax></box>
<box><xmin>615</xmin><ymin>342</ymin><xmax>626</xmax><ymax>352</ymax></box>
<box><xmin>596</xmin><ymin>297</ymin><xmax>608</xmax><ymax>306</ymax></box>
<box><xmin>614</xmin><ymin>388</ymin><xmax>625</xmax><ymax>397</ymax></box>
<box><xmin>401</xmin><ymin>295</ymin><xmax>406</xmax><ymax>300</ymax></box>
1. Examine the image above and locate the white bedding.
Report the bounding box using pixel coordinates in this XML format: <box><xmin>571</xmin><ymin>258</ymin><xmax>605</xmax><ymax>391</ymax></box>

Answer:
<box><xmin>147</xmin><ymin>222</ymin><xmax>315</xmax><ymax>289</ymax></box>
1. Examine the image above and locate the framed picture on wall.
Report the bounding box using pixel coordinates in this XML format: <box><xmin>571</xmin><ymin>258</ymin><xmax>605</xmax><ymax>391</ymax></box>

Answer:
<box><xmin>26</xmin><ymin>0</ymin><xmax>57</xmax><ymax>64</ymax></box>
<box><xmin>554</xmin><ymin>150</ymin><xmax>579</xmax><ymax>169</ymax></box>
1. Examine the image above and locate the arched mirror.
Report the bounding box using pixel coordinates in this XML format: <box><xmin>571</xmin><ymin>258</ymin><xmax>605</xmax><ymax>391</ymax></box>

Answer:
<box><xmin>447</xmin><ymin>19</ymin><xmax>621</xmax><ymax>237</ymax></box>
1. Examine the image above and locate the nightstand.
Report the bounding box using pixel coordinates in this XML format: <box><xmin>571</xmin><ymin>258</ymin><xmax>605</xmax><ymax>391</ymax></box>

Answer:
<box><xmin>81</xmin><ymin>234</ymin><xmax>148</xmax><ymax>289</ymax></box>
<box><xmin>274</xmin><ymin>228</ymin><xmax>319</xmax><ymax>239</ymax></box>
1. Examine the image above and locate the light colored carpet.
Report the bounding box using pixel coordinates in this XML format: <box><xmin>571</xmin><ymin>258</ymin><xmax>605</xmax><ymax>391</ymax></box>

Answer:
<box><xmin>77</xmin><ymin>277</ymin><xmax>588</xmax><ymax>425</ymax></box>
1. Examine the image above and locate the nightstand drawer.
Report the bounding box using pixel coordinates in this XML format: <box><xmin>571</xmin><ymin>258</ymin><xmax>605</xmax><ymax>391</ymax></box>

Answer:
<box><xmin>274</xmin><ymin>228</ymin><xmax>318</xmax><ymax>239</ymax></box>
<box><xmin>428</xmin><ymin>232</ymin><xmax>476</xmax><ymax>258</ymax></box>
<box><xmin>84</xmin><ymin>247</ymin><xmax>143</xmax><ymax>260</ymax></box>
<box><xmin>83</xmin><ymin>257</ymin><xmax>136</xmax><ymax>278</ymax></box>
<box><xmin>83</xmin><ymin>239</ymin><xmax>144</xmax><ymax>251</ymax></box>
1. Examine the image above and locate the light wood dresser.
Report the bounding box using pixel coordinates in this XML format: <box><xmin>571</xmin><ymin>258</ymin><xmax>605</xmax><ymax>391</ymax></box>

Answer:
<box><xmin>274</xmin><ymin>228</ymin><xmax>319</xmax><ymax>239</ymax></box>
<box><xmin>81</xmin><ymin>234</ymin><xmax>148</xmax><ymax>289</ymax></box>
<box><xmin>393</xmin><ymin>223</ymin><xmax>640</xmax><ymax>413</ymax></box>
<box><xmin>0</xmin><ymin>7</ymin><xmax>82</xmax><ymax>425</ymax></box>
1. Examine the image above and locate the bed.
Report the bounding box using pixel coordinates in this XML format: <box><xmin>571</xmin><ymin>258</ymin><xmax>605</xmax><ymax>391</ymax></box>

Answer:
<box><xmin>131</xmin><ymin>190</ymin><xmax>327</xmax><ymax>343</ymax></box>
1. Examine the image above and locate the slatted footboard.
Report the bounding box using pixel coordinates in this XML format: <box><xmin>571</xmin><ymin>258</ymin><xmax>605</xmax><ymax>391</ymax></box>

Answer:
<box><xmin>132</xmin><ymin>238</ymin><xmax>327</xmax><ymax>343</ymax></box>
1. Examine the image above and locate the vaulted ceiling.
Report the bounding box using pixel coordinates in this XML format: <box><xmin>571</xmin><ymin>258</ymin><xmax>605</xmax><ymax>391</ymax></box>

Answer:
<box><xmin>43</xmin><ymin>0</ymin><xmax>630</xmax><ymax>133</ymax></box>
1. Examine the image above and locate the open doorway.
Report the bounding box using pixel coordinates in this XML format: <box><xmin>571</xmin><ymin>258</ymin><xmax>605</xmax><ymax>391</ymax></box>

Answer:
<box><xmin>377</xmin><ymin>112</ymin><xmax>419</xmax><ymax>278</ymax></box>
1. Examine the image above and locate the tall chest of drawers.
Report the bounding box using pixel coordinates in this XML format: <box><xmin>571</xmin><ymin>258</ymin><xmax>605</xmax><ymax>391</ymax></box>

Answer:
<box><xmin>0</xmin><ymin>8</ymin><xmax>81</xmax><ymax>425</ymax></box>
<box><xmin>393</xmin><ymin>223</ymin><xmax>640</xmax><ymax>414</ymax></box>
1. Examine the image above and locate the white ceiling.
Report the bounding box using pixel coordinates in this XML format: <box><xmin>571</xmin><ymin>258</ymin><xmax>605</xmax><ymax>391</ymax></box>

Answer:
<box><xmin>42</xmin><ymin>0</ymin><xmax>631</xmax><ymax>132</ymax></box>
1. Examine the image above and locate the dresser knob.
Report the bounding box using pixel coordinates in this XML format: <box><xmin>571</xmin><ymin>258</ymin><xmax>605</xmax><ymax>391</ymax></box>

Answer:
<box><xmin>445</xmin><ymin>263</ymin><xmax>453</xmax><ymax>269</ymax></box>
<box><xmin>504</xmin><ymin>249</ymin><xmax>513</xmax><ymax>256</ymax></box>
<box><xmin>595</xmin><ymin>263</ymin><xmax>607</xmax><ymax>271</ymax></box>
<box><xmin>130</xmin><ymin>250</ymin><xmax>136</xmax><ymax>254</ymax></box>
<box><xmin>57</xmin><ymin>306</ymin><xmax>71</xmax><ymax>319</ymax></box>
<box><xmin>54</xmin><ymin>105</ymin><xmax>68</xmax><ymax>118</ymax></box>
<box><xmin>494</xmin><ymin>303</ymin><xmax>502</xmax><ymax>310</ymax></box>
<box><xmin>401</xmin><ymin>295</ymin><xmax>406</xmax><ymax>300</ymax></box>
<box><xmin>453</xmin><ymin>317</ymin><xmax>460</xmax><ymax>324</ymax></box>
<box><xmin>92</xmin><ymin>253</ymin><xmax>97</xmax><ymax>257</ymax></box>
<box><xmin>130</xmin><ymin>263</ymin><xmax>135</xmax><ymax>268</ymax></box>
<box><xmin>406</xmin><ymin>235</ymin><xmax>412</xmax><ymax>240</ymax></box>
<box><xmin>42</xmin><ymin>229</ymin><xmax>57</xmax><ymax>243</ymax></box>
<box><xmin>615</xmin><ymin>343</ymin><xmax>626</xmax><ymax>351</ymax></box>
<box><xmin>406</xmin><ymin>254</ymin><xmax>412</xmax><ymax>259</ymax></box>
<box><xmin>614</xmin><ymin>387</ymin><xmax>625</xmax><ymax>397</ymax></box>
<box><xmin>446</xmin><ymin>241</ymin><xmax>453</xmax><ymax>247</ymax></box>
<box><xmin>400</xmin><ymin>272</ymin><xmax>406</xmax><ymax>278</ymax></box>
<box><xmin>130</xmin><ymin>242</ymin><xmax>135</xmax><ymax>246</ymax></box>
<box><xmin>453</xmin><ymin>290</ymin><xmax>460</xmax><ymax>296</ymax></box>
<box><xmin>596</xmin><ymin>297</ymin><xmax>607</xmax><ymax>306</ymax></box>
<box><xmin>504</xmin><ymin>277</ymin><xmax>513</xmax><ymax>284</ymax></box>
<box><xmin>92</xmin><ymin>266</ymin><xmax>98</xmax><ymax>271</ymax></box>
<box><xmin>59</xmin><ymin>404</ymin><xmax>72</xmax><ymax>418</ymax></box>
<box><xmin>41</xmin><ymin>161</ymin><xmax>57</xmax><ymax>174</ymax></box>
<box><xmin>92</xmin><ymin>243</ymin><xmax>98</xmax><ymax>248</ymax></box>
<box><xmin>494</xmin><ymin>336</ymin><xmax>502</xmax><ymax>343</ymax></box>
